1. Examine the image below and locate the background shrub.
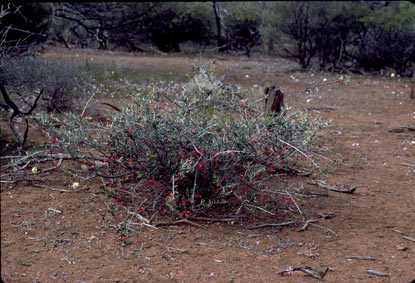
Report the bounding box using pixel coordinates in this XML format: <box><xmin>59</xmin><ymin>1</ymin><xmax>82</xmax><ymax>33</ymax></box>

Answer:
<box><xmin>0</xmin><ymin>56</ymin><xmax>89</xmax><ymax>113</ymax></box>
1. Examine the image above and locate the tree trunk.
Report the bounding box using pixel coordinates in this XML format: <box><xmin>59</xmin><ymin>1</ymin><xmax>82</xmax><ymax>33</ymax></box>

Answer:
<box><xmin>212</xmin><ymin>1</ymin><xmax>226</xmax><ymax>52</ymax></box>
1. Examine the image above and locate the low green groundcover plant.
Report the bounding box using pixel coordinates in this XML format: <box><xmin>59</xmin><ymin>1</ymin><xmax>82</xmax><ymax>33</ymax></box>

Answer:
<box><xmin>37</xmin><ymin>67</ymin><xmax>328</xmax><ymax>218</ymax></box>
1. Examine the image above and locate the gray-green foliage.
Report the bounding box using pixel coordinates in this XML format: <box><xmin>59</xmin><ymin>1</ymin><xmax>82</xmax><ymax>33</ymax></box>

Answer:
<box><xmin>36</xmin><ymin>67</ymin><xmax>326</xmax><ymax>217</ymax></box>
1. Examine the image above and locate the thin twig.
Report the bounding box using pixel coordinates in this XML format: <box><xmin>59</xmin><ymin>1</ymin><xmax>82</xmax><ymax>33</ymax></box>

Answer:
<box><xmin>278</xmin><ymin>265</ymin><xmax>329</xmax><ymax>280</ymax></box>
<box><xmin>278</xmin><ymin>139</ymin><xmax>320</xmax><ymax>172</ymax></box>
<box><xmin>403</xmin><ymin>235</ymin><xmax>415</xmax><ymax>242</ymax></box>
<box><xmin>154</xmin><ymin>218</ymin><xmax>205</xmax><ymax>229</ymax></box>
<box><xmin>297</xmin><ymin>219</ymin><xmax>317</xmax><ymax>232</ymax></box>
<box><xmin>345</xmin><ymin>256</ymin><xmax>376</xmax><ymax>261</ymax></box>
<box><xmin>285</xmin><ymin>189</ymin><xmax>304</xmax><ymax>218</ymax></box>
<box><xmin>309</xmin><ymin>222</ymin><xmax>338</xmax><ymax>237</ymax></box>
<box><xmin>124</xmin><ymin>207</ymin><xmax>150</xmax><ymax>224</ymax></box>
<box><xmin>248</xmin><ymin>221</ymin><xmax>296</xmax><ymax>230</ymax></box>
<box><xmin>32</xmin><ymin>184</ymin><xmax>86</xmax><ymax>193</ymax></box>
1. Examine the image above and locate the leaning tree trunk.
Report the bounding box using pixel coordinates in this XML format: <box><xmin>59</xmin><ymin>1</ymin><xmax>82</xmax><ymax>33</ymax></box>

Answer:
<box><xmin>212</xmin><ymin>1</ymin><xmax>226</xmax><ymax>52</ymax></box>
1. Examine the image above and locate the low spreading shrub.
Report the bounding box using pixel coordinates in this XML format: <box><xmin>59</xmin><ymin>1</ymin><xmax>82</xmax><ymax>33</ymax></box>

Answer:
<box><xmin>37</xmin><ymin>66</ymin><xmax>328</xmax><ymax>218</ymax></box>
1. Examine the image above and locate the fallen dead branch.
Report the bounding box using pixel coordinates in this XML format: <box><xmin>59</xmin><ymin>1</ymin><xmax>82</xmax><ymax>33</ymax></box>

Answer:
<box><xmin>345</xmin><ymin>256</ymin><xmax>376</xmax><ymax>261</ymax></box>
<box><xmin>403</xmin><ymin>235</ymin><xmax>415</xmax><ymax>243</ymax></box>
<box><xmin>388</xmin><ymin>124</ymin><xmax>415</xmax><ymax>133</ymax></box>
<box><xmin>248</xmin><ymin>221</ymin><xmax>296</xmax><ymax>230</ymax></box>
<box><xmin>189</xmin><ymin>216</ymin><xmax>245</xmax><ymax>223</ymax></box>
<box><xmin>153</xmin><ymin>218</ymin><xmax>205</xmax><ymax>229</ymax></box>
<box><xmin>32</xmin><ymin>184</ymin><xmax>87</xmax><ymax>193</ymax></box>
<box><xmin>278</xmin><ymin>265</ymin><xmax>329</xmax><ymax>280</ymax></box>
<box><xmin>308</xmin><ymin>180</ymin><xmax>361</xmax><ymax>194</ymax></box>
<box><xmin>304</xmin><ymin>106</ymin><xmax>338</xmax><ymax>112</ymax></box>
<box><xmin>297</xmin><ymin>251</ymin><xmax>319</xmax><ymax>259</ymax></box>
<box><xmin>393</xmin><ymin>229</ymin><xmax>415</xmax><ymax>242</ymax></box>
<box><xmin>297</xmin><ymin>219</ymin><xmax>317</xmax><ymax>232</ymax></box>
<box><xmin>309</xmin><ymin>222</ymin><xmax>338</xmax><ymax>237</ymax></box>
<box><xmin>365</xmin><ymin>269</ymin><xmax>389</xmax><ymax>277</ymax></box>
<box><xmin>297</xmin><ymin>219</ymin><xmax>339</xmax><ymax>237</ymax></box>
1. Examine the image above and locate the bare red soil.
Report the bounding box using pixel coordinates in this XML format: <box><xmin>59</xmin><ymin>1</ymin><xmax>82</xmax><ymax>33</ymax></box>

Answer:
<box><xmin>2</xmin><ymin>48</ymin><xmax>415</xmax><ymax>282</ymax></box>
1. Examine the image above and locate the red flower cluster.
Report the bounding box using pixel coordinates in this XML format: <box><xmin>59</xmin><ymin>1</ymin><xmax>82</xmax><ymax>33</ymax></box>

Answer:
<box><xmin>181</xmin><ymin>210</ymin><xmax>190</xmax><ymax>217</ymax></box>
<box><xmin>280</xmin><ymin>196</ymin><xmax>293</xmax><ymax>205</ymax></box>
<box><xmin>50</xmin><ymin>135</ymin><xmax>57</xmax><ymax>144</ymax></box>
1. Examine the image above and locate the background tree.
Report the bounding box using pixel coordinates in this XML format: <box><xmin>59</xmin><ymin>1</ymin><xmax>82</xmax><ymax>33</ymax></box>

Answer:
<box><xmin>0</xmin><ymin>3</ymin><xmax>50</xmax><ymax>56</ymax></box>
<box><xmin>273</xmin><ymin>2</ymin><xmax>318</xmax><ymax>69</ymax></box>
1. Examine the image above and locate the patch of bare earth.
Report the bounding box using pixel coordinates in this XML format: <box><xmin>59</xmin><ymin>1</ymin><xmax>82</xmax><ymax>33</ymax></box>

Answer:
<box><xmin>2</xmin><ymin>48</ymin><xmax>415</xmax><ymax>282</ymax></box>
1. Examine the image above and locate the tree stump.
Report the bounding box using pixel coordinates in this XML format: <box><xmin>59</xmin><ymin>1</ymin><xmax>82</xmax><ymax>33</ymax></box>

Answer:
<box><xmin>264</xmin><ymin>86</ymin><xmax>284</xmax><ymax>115</ymax></box>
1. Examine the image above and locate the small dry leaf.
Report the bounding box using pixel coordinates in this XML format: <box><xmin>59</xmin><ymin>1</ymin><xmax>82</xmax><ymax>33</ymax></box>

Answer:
<box><xmin>396</xmin><ymin>244</ymin><xmax>408</xmax><ymax>251</ymax></box>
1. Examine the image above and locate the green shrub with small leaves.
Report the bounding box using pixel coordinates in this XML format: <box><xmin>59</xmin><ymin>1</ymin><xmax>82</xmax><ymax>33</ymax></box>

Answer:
<box><xmin>37</xmin><ymin>67</ymin><xmax>327</xmax><ymax>218</ymax></box>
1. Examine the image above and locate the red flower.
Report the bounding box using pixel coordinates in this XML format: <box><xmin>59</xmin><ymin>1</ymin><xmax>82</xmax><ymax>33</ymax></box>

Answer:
<box><xmin>194</xmin><ymin>149</ymin><xmax>203</xmax><ymax>156</ymax></box>
<box><xmin>50</xmin><ymin>136</ymin><xmax>57</xmax><ymax>144</ymax></box>
<box><xmin>195</xmin><ymin>194</ymin><xmax>202</xmax><ymax>199</ymax></box>
<box><xmin>136</xmin><ymin>206</ymin><xmax>145</xmax><ymax>211</ymax></box>
<box><xmin>144</xmin><ymin>179</ymin><xmax>153</xmax><ymax>186</ymax></box>
<box><xmin>128</xmin><ymin>126</ymin><xmax>133</xmax><ymax>133</ymax></box>
<box><xmin>181</xmin><ymin>199</ymin><xmax>188</xmax><ymax>204</ymax></box>
<box><xmin>181</xmin><ymin>210</ymin><xmax>190</xmax><ymax>217</ymax></box>
<box><xmin>211</xmin><ymin>150</ymin><xmax>216</xmax><ymax>157</ymax></box>
<box><xmin>82</xmin><ymin>112</ymin><xmax>87</xmax><ymax>118</ymax></box>
<box><xmin>160</xmin><ymin>99</ymin><xmax>166</xmax><ymax>103</ymax></box>
<box><xmin>114</xmin><ymin>196</ymin><xmax>125</xmax><ymax>203</ymax></box>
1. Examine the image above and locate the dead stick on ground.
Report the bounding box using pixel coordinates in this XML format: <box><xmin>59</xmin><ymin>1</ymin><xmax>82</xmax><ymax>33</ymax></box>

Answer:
<box><xmin>310</xmin><ymin>222</ymin><xmax>339</xmax><ymax>237</ymax></box>
<box><xmin>297</xmin><ymin>219</ymin><xmax>317</xmax><ymax>232</ymax></box>
<box><xmin>154</xmin><ymin>218</ymin><xmax>205</xmax><ymax>229</ymax></box>
<box><xmin>285</xmin><ymin>189</ymin><xmax>305</xmax><ymax>218</ymax></box>
<box><xmin>279</xmin><ymin>265</ymin><xmax>329</xmax><ymax>280</ymax></box>
<box><xmin>248</xmin><ymin>221</ymin><xmax>296</xmax><ymax>230</ymax></box>
<box><xmin>365</xmin><ymin>269</ymin><xmax>389</xmax><ymax>277</ymax></box>
<box><xmin>188</xmin><ymin>216</ymin><xmax>243</xmax><ymax>222</ymax></box>
<box><xmin>403</xmin><ymin>236</ymin><xmax>415</xmax><ymax>242</ymax></box>
<box><xmin>32</xmin><ymin>184</ymin><xmax>86</xmax><ymax>193</ymax></box>
<box><xmin>308</xmin><ymin>180</ymin><xmax>360</xmax><ymax>194</ymax></box>
<box><xmin>393</xmin><ymin>230</ymin><xmax>415</xmax><ymax>242</ymax></box>
<box><xmin>345</xmin><ymin>256</ymin><xmax>376</xmax><ymax>261</ymax></box>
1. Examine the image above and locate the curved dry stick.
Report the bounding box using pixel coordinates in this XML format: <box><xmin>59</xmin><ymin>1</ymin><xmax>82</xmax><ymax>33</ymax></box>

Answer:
<box><xmin>0</xmin><ymin>83</ymin><xmax>43</xmax><ymax>145</ymax></box>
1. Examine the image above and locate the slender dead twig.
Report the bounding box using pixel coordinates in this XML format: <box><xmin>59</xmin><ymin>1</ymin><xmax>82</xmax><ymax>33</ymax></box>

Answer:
<box><xmin>32</xmin><ymin>184</ymin><xmax>87</xmax><ymax>193</ymax></box>
<box><xmin>308</xmin><ymin>180</ymin><xmax>360</xmax><ymax>194</ymax></box>
<box><xmin>188</xmin><ymin>216</ymin><xmax>244</xmax><ymax>222</ymax></box>
<box><xmin>278</xmin><ymin>139</ymin><xmax>320</xmax><ymax>171</ymax></box>
<box><xmin>278</xmin><ymin>265</ymin><xmax>329</xmax><ymax>280</ymax></box>
<box><xmin>124</xmin><ymin>207</ymin><xmax>150</xmax><ymax>224</ymax></box>
<box><xmin>153</xmin><ymin>218</ymin><xmax>205</xmax><ymax>229</ymax></box>
<box><xmin>285</xmin><ymin>189</ymin><xmax>305</xmax><ymax>219</ymax></box>
<box><xmin>309</xmin><ymin>222</ymin><xmax>338</xmax><ymax>237</ymax></box>
<box><xmin>297</xmin><ymin>219</ymin><xmax>317</xmax><ymax>232</ymax></box>
<box><xmin>345</xmin><ymin>256</ymin><xmax>376</xmax><ymax>261</ymax></box>
<box><xmin>365</xmin><ymin>270</ymin><xmax>389</xmax><ymax>277</ymax></box>
<box><xmin>248</xmin><ymin>221</ymin><xmax>296</xmax><ymax>230</ymax></box>
<box><xmin>393</xmin><ymin>229</ymin><xmax>415</xmax><ymax>242</ymax></box>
